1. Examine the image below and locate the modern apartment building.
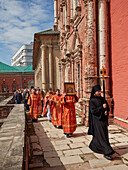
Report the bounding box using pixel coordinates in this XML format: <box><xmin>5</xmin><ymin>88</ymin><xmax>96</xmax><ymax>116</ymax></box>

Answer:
<box><xmin>11</xmin><ymin>42</ymin><xmax>33</xmax><ymax>66</ymax></box>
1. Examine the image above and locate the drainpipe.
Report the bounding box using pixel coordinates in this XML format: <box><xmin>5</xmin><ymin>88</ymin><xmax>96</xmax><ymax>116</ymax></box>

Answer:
<box><xmin>98</xmin><ymin>0</ymin><xmax>109</xmax><ymax>96</ymax></box>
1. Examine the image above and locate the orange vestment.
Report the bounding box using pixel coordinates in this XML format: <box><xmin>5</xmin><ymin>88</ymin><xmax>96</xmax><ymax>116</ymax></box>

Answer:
<box><xmin>60</xmin><ymin>95</ymin><xmax>79</xmax><ymax>134</ymax></box>
<box><xmin>27</xmin><ymin>93</ymin><xmax>41</xmax><ymax>119</ymax></box>
<box><xmin>37</xmin><ymin>93</ymin><xmax>42</xmax><ymax>116</ymax></box>
<box><xmin>51</xmin><ymin>94</ymin><xmax>63</xmax><ymax>126</ymax></box>
<box><xmin>43</xmin><ymin>92</ymin><xmax>54</xmax><ymax>116</ymax></box>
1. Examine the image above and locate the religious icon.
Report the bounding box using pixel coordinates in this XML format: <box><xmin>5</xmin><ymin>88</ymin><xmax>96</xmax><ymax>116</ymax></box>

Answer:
<box><xmin>64</xmin><ymin>82</ymin><xmax>75</xmax><ymax>95</ymax></box>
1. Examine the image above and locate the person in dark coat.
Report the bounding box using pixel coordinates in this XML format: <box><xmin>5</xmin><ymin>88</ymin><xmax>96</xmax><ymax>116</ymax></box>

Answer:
<box><xmin>23</xmin><ymin>88</ymin><xmax>30</xmax><ymax>111</ymax></box>
<box><xmin>88</xmin><ymin>85</ymin><xmax>115</xmax><ymax>160</ymax></box>
<box><xmin>15</xmin><ymin>90</ymin><xmax>22</xmax><ymax>104</ymax></box>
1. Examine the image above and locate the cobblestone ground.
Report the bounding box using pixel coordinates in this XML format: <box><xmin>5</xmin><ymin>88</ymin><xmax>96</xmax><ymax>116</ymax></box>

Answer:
<box><xmin>29</xmin><ymin>116</ymin><xmax>128</xmax><ymax>170</ymax></box>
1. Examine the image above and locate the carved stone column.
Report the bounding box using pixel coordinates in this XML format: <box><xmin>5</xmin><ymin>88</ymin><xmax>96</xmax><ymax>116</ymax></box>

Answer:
<box><xmin>84</xmin><ymin>0</ymin><xmax>97</xmax><ymax>126</ymax></box>
<box><xmin>71</xmin><ymin>58</ymin><xmax>74</xmax><ymax>82</ymax></box>
<box><xmin>71</xmin><ymin>0</ymin><xmax>73</xmax><ymax>19</ymax></box>
<box><xmin>41</xmin><ymin>44</ymin><xmax>47</xmax><ymax>92</ymax></box>
<box><xmin>59</xmin><ymin>63</ymin><xmax>62</xmax><ymax>91</ymax></box>
<box><xmin>61</xmin><ymin>59</ymin><xmax>66</xmax><ymax>91</ymax></box>
<box><xmin>86</xmin><ymin>0</ymin><xmax>97</xmax><ymax>90</ymax></box>
<box><xmin>48</xmin><ymin>45</ymin><xmax>54</xmax><ymax>90</ymax></box>
<box><xmin>67</xmin><ymin>0</ymin><xmax>70</xmax><ymax>25</ymax></box>
<box><xmin>54</xmin><ymin>0</ymin><xmax>58</xmax><ymax>26</ymax></box>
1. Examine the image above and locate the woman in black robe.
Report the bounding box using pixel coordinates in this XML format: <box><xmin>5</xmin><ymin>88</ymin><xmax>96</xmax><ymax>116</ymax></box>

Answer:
<box><xmin>88</xmin><ymin>85</ymin><xmax>115</xmax><ymax>160</ymax></box>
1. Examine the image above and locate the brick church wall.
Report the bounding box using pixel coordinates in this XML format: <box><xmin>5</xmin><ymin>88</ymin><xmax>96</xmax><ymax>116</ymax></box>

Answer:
<box><xmin>111</xmin><ymin>0</ymin><xmax>128</xmax><ymax>128</ymax></box>
<box><xmin>0</xmin><ymin>73</ymin><xmax>34</xmax><ymax>92</ymax></box>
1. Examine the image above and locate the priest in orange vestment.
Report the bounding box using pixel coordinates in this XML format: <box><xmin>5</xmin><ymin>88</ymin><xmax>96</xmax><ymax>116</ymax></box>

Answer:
<box><xmin>27</xmin><ymin>88</ymin><xmax>42</xmax><ymax>122</ymax></box>
<box><xmin>36</xmin><ymin>89</ymin><xmax>42</xmax><ymax>118</ymax></box>
<box><xmin>60</xmin><ymin>94</ymin><xmax>79</xmax><ymax>138</ymax></box>
<box><xmin>51</xmin><ymin>89</ymin><xmax>63</xmax><ymax>128</ymax></box>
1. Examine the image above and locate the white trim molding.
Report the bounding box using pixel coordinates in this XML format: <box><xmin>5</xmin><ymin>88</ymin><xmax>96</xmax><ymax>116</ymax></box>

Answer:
<box><xmin>114</xmin><ymin>117</ymin><xmax>128</xmax><ymax>124</ymax></box>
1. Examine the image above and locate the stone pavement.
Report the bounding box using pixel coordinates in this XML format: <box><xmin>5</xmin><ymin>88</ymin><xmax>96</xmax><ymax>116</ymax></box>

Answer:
<box><xmin>0</xmin><ymin>104</ymin><xmax>25</xmax><ymax>170</ymax></box>
<box><xmin>29</xmin><ymin>117</ymin><xmax>128</xmax><ymax>170</ymax></box>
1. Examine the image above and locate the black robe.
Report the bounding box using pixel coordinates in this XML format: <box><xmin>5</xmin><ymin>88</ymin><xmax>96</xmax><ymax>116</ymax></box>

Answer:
<box><xmin>88</xmin><ymin>96</ymin><xmax>114</xmax><ymax>155</ymax></box>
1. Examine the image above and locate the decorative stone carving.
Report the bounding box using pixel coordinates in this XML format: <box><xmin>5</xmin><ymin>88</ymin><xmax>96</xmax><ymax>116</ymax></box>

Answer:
<box><xmin>75</xmin><ymin>6</ymin><xmax>81</xmax><ymax>16</ymax></box>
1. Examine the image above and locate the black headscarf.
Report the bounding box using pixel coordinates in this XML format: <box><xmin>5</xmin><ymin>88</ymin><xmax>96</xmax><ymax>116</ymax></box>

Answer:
<box><xmin>88</xmin><ymin>85</ymin><xmax>101</xmax><ymax>135</ymax></box>
<box><xmin>90</xmin><ymin>85</ymin><xmax>101</xmax><ymax>99</ymax></box>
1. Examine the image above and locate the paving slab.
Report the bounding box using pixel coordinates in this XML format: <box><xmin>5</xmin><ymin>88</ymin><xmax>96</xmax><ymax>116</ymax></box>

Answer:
<box><xmin>49</xmin><ymin>133</ymin><xmax>59</xmax><ymax>138</ymax></box>
<box><xmin>60</xmin><ymin>155</ymin><xmax>84</xmax><ymax>165</ymax></box>
<box><xmin>81</xmin><ymin>153</ymin><xmax>96</xmax><ymax>162</ymax></box>
<box><xmin>43</xmin><ymin>146</ymin><xmax>56</xmax><ymax>152</ymax></box>
<box><xmin>70</xmin><ymin>142</ymin><xmax>85</xmax><ymax>149</ymax></box>
<box><xmin>0</xmin><ymin>136</ymin><xmax>13</xmax><ymax>141</ymax></box>
<box><xmin>115</xmin><ymin>137</ymin><xmax>128</xmax><ymax>143</ymax></box>
<box><xmin>122</xmin><ymin>158</ymin><xmax>128</xmax><ymax>164</ymax></box>
<box><xmin>54</xmin><ymin>139</ymin><xmax>71</xmax><ymax>146</ymax></box>
<box><xmin>115</xmin><ymin>148</ymin><xmax>128</xmax><ymax>155</ymax></box>
<box><xmin>89</xmin><ymin>159</ymin><xmax>111</xmax><ymax>168</ymax></box>
<box><xmin>32</xmin><ymin>143</ymin><xmax>42</xmax><ymax>151</ymax></box>
<box><xmin>80</xmin><ymin>147</ymin><xmax>93</xmax><ymax>154</ymax></box>
<box><xmin>45</xmin><ymin>157</ymin><xmax>62</xmax><ymax>167</ymax></box>
<box><xmin>63</xmin><ymin>148</ymin><xmax>83</xmax><ymax>156</ymax></box>
<box><xmin>70</xmin><ymin>137</ymin><xmax>87</xmax><ymax>143</ymax></box>
<box><xmin>122</xmin><ymin>153</ymin><xmax>128</xmax><ymax>160</ymax></box>
<box><xmin>65</xmin><ymin>162</ymin><xmax>90</xmax><ymax>170</ymax></box>
<box><xmin>33</xmin><ymin>151</ymin><xmax>43</xmax><ymax>156</ymax></box>
<box><xmin>103</xmin><ymin>164</ymin><xmax>128</xmax><ymax>170</ymax></box>
<box><xmin>29</xmin><ymin>162</ymin><xmax>44</xmax><ymax>169</ymax></box>
<box><xmin>57</xmin><ymin>151</ymin><xmax>64</xmax><ymax>157</ymax></box>
<box><xmin>44</xmin><ymin>151</ymin><xmax>58</xmax><ymax>158</ymax></box>
<box><xmin>54</xmin><ymin>144</ymin><xmax>70</xmax><ymax>151</ymax></box>
<box><xmin>30</xmin><ymin>135</ymin><xmax>39</xmax><ymax>143</ymax></box>
<box><xmin>94</xmin><ymin>153</ymin><xmax>106</xmax><ymax>159</ymax></box>
<box><xmin>109</xmin><ymin>138</ymin><xmax>118</xmax><ymax>144</ymax></box>
<box><xmin>114</xmin><ymin>143</ymin><xmax>128</xmax><ymax>149</ymax></box>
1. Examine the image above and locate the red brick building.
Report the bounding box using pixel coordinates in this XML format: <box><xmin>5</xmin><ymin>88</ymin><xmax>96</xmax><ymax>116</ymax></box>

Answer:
<box><xmin>32</xmin><ymin>0</ymin><xmax>128</xmax><ymax>128</ymax></box>
<box><xmin>111</xmin><ymin>0</ymin><xmax>128</xmax><ymax>128</ymax></box>
<box><xmin>0</xmin><ymin>62</ymin><xmax>35</xmax><ymax>92</ymax></box>
<box><xmin>51</xmin><ymin>0</ymin><xmax>128</xmax><ymax>128</ymax></box>
<box><xmin>53</xmin><ymin>0</ymin><xmax>112</xmax><ymax>125</ymax></box>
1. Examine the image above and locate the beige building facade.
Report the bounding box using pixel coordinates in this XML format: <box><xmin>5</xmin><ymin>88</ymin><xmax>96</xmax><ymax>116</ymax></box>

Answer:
<box><xmin>33</xmin><ymin>29</ymin><xmax>61</xmax><ymax>93</ymax></box>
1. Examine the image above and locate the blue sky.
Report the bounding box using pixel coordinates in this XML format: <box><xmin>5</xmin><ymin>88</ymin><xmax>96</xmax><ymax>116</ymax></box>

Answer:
<box><xmin>0</xmin><ymin>0</ymin><xmax>54</xmax><ymax>65</ymax></box>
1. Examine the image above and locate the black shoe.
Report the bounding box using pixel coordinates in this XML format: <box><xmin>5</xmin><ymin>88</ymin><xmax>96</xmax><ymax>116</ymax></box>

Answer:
<box><xmin>54</xmin><ymin>125</ymin><xmax>57</xmax><ymax>128</ymax></box>
<box><xmin>58</xmin><ymin>126</ymin><xmax>63</xmax><ymax>129</ymax></box>
<box><xmin>66</xmin><ymin>134</ymin><xmax>71</xmax><ymax>138</ymax></box>
<box><xmin>49</xmin><ymin>120</ymin><xmax>51</xmax><ymax>122</ymax></box>
<box><xmin>64</xmin><ymin>133</ymin><xmax>67</xmax><ymax>135</ymax></box>
<box><xmin>32</xmin><ymin>119</ymin><xmax>38</xmax><ymax>122</ymax></box>
<box><xmin>104</xmin><ymin>155</ymin><xmax>112</xmax><ymax>160</ymax></box>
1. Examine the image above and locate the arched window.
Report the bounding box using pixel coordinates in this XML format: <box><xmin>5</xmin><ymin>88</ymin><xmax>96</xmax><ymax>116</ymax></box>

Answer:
<box><xmin>2</xmin><ymin>80</ymin><xmax>7</xmax><ymax>92</ymax></box>
<box><xmin>12</xmin><ymin>79</ymin><xmax>17</xmax><ymax>92</ymax></box>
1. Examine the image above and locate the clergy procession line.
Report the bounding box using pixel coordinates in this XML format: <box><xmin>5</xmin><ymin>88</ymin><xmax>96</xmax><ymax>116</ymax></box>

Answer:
<box><xmin>13</xmin><ymin>86</ymin><xmax>79</xmax><ymax>139</ymax></box>
<box><xmin>13</xmin><ymin>84</ymin><xmax>117</xmax><ymax>161</ymax></box>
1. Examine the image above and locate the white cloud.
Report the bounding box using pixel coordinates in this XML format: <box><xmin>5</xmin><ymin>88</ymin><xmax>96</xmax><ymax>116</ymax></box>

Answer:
<box><xmin>0</xmin><ymin>0</ymin><xmax>54</xmax><ymax>58</ymax></box>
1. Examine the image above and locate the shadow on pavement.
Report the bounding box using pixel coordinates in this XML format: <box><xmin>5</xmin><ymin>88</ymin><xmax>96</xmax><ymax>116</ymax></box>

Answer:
<box><xmin>114</xmin><ymin>145</ymin><xmax>128</xmax><ymax>156</ymax></box>
<box><xmin>71</xmin><ymin>132</ymin><xmax>87</xmax><ymax>138</ymax></box>
<box><xmin>28</xmin><ymin>121</ymin><xmax>66</xmax><ymax>170</ymax></box>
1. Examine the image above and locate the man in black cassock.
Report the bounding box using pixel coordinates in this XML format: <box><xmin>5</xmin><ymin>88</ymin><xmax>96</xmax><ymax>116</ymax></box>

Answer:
<box><xmin>88</xmin><ymin>85</ymin><xmax>115</xmax><ymax>160</ymax></box>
